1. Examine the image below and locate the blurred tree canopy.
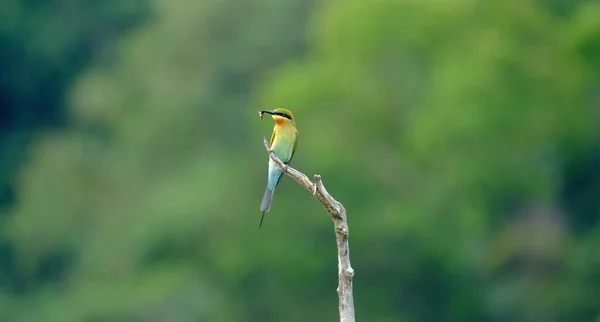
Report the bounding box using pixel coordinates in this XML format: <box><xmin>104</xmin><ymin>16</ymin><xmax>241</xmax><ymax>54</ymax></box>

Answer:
<box><xmin>1</xmin><ymin>0</ymin><xmax>600</xmax><ymax>321</ymax></box>
<box><xmin>0</xmin><ymin>0</ymin><xmax>149</xmax><ymax>210</ymax></box>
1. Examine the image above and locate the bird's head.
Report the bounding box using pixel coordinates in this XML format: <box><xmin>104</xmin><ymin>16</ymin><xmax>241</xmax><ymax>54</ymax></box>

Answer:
<box><xmin>259</xmin><ymin>108</ymin><xmax>296</xmax><ymax>126</ymax></box>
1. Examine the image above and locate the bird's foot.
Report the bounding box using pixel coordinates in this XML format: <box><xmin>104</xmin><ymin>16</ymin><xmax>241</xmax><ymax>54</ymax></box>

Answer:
<box><xmin>312</xmin><ymin>183</ymin><xmax>317</xmax><ymax>195</ymax></box>
<box><xmin>283</xmin><ymin>164</ymin><xmax>289</xmax><ymax>172</ymax></box>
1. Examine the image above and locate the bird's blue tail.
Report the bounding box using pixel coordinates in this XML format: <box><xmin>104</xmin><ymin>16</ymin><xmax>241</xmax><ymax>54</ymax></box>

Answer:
<box><xmin>259</xmin><ymin>161</ymin><xmax>283</xmax><ymax>228</ymax></box>
<box><xmin>259</xmin><ymin>187</ymin><xmax>273</xmax><ymax>228</ymax></box>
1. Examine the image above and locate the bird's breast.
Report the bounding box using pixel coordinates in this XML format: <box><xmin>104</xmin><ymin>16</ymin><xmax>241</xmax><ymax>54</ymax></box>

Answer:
<box><xmin>271</xmin><ymin>126</ymin><xmax>296</xmax><ymax>163</ymax></box>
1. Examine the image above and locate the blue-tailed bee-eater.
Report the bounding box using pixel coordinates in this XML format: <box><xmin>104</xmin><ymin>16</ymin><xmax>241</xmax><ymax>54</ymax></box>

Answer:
<box><xmin>258</xmin><ymin>108</ymin><xmax>298</xmax><ymax>228</ymax></box>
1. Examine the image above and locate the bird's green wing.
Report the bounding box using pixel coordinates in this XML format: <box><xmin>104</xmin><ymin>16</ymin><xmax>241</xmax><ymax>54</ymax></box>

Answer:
<box><xmin>287</xmin><ymin>130</ymin><xmax>298</xmax><ymax>165</ymax></box>
<box><xmin>271</xmin><ymin>130</ymin><xmax>296</xmax><ymax>189</ymax></box>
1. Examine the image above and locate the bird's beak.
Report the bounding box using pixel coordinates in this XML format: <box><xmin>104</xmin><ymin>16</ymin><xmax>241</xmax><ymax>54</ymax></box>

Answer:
<box><xmin>259</xmin><ymin>110</ymin><xmax>277</xmax><ymax>115</ymax></box>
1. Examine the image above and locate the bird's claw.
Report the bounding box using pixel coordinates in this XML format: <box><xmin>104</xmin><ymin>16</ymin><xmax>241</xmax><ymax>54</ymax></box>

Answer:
<box><xmin>283</xmin><ymin>164</ymin><xmax>289</xmax><ymax>172</ymax></box>
<box><xmin>312</xmin><ymin>183</ymin><xmax>317</xmax><ymax>195</ymax></box>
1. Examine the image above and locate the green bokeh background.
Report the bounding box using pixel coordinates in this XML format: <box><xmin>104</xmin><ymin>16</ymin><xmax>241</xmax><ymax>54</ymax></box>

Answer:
<box><xmin>1</xmin><ymin>0</ymin><xmax>600</xmax><ymax>321</ymax></box>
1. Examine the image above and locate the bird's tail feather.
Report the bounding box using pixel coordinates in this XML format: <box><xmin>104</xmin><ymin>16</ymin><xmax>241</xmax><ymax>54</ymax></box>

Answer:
<box><xmin>259</xmin><ymin>187</ymin><xmax>275</xmax><ymax>228</ymax></box>
<box><xmin>259</xmin><ymin>211</ymin><xmax>266</xmax><ymax>229</ymax></box>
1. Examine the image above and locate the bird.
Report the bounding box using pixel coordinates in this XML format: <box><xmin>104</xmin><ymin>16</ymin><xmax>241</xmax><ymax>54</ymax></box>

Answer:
<box><xmin>258</xmin><ymin>108</ymin><xmax>298</xmax><ymax>228</ymax></box>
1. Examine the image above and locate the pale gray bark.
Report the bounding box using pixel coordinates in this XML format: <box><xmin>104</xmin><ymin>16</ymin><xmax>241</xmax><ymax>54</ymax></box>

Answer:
<box><xmin>263</xmin><ymin>138</ymin><xmax>355</xmax><ymax>322</ymax></box>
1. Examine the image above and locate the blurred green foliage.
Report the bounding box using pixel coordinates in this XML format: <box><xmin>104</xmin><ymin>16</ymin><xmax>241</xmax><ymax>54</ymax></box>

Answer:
<box><xmin>1</xmin><ymin>0</ymin><xmax>600</xmax><ymax>321</ymax></box>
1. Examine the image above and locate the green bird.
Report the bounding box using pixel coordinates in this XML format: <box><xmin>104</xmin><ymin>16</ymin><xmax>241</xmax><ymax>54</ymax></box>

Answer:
<box><xmin>258</xmin><ymin>108</ymin><xmax>298</xmax><ymax>228</ymax></box>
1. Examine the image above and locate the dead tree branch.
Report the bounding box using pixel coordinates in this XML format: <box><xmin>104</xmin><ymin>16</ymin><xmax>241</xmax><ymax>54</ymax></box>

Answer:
<box><xmin>263</xmin><ymin>138</ymin><xmax>355</xmax><ymax>322</ymax></box>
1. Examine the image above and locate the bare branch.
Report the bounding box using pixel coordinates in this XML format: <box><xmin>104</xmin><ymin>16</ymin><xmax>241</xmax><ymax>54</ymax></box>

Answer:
<box><xmin>263</xmin><ymin>138</ymin><xmax>355</xmax><ymax>322</ymax></box>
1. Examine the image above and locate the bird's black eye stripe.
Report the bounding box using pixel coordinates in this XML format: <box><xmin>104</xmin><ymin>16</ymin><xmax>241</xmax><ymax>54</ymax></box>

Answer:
<box><xmin>277</xmin><ymin>112</ymin><xmax>292</xmax><ymax>120</ymax></box>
